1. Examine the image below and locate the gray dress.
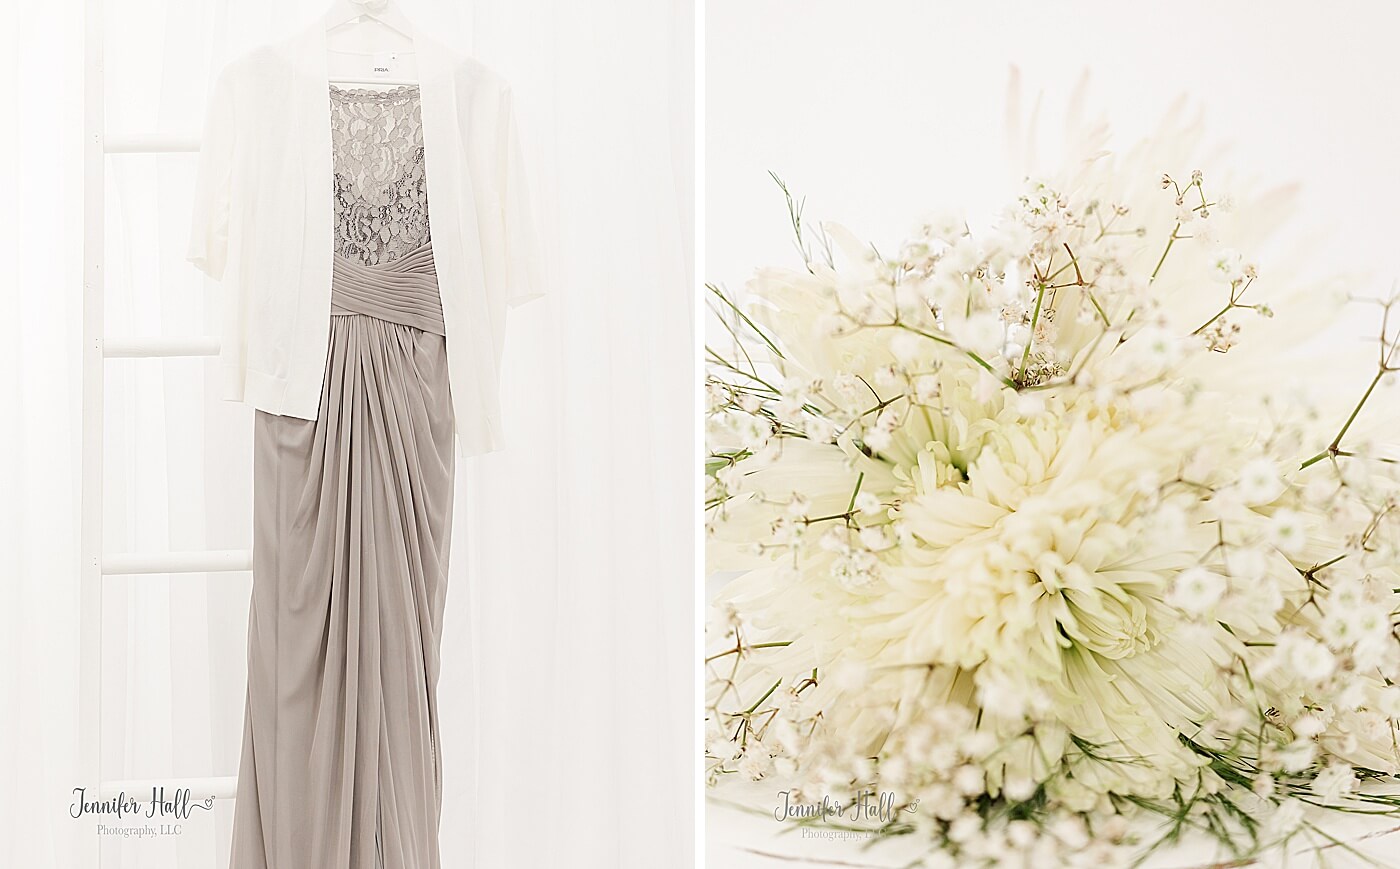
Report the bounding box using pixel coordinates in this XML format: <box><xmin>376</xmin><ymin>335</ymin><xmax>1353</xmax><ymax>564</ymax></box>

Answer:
<box><xmin>230</xmin><ymin>84</ymin><xmax>453</xmax><ymax>869</ymax></box>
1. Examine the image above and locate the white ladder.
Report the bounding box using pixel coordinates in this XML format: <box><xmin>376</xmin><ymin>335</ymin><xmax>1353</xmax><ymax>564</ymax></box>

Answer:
<box><xmin>80</xmin><ymin>1</ymin><xmax>242</xmax><ymax>865</ymax></box>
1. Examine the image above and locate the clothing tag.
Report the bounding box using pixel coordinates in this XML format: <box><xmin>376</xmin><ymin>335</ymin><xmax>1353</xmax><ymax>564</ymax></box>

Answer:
<box><xmin>371</xmin><ymin>52</ymin><xmax>398</xmax><ymax>78</ymax></box>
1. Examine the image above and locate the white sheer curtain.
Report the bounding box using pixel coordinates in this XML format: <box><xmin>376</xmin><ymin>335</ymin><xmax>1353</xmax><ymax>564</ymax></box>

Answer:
<box><xmin>2</xmin><ymin>1</ymin><xmax>694</xmax><ymax>868</ymax></box>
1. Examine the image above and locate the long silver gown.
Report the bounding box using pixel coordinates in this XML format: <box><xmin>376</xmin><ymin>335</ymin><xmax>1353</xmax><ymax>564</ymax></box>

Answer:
<box><xmin>230</xmin><ymin>83</ymin><xmax>454</xmax><ymax>869</ymax></box>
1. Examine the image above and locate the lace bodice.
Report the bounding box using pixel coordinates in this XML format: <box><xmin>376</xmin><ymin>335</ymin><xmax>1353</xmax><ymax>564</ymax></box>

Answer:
<box><xmin>329</xmin><ymin>85</ymin><xmax>431</xmax><ymax>266</ymax></box>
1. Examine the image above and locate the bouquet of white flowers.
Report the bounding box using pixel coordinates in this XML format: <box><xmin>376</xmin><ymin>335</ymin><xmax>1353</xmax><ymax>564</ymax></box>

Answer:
<box><xmin>704</xmin><ymin>106</ymin><xmax>1400</xmax><ymax>866</ymax></box>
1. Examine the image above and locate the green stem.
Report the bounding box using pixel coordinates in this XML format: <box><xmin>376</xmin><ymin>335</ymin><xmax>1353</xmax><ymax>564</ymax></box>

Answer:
<box><xmin>1193</xmin><ymin>302</ymin><xmax>1234</xmax><ymax>336</ymax></box>
<box><xmin>1150</xmin><ymin>226</ymin><xmax>1180</xmax><ymax>283</ymax></box>
<box><xmin>706</xmin><ymin>346</ymin><xmax>781</xmax><ymax>394</ymax></box>
<box><xmin>705</xmin><ymin>641</ymin><xmax>792</xmax><ymax>664</ymax></box>
<box><xmin>897</xmin><ymin>325</ymin><xmax>1016</xmax><ymax>388</ymax></box>
<box><xmin>743</xmin><ymin>679</ymin><xmax>782</xmax><ymax>714</ymax></box>
<box><xmin>707</xmin><ymin>284</ymin><xmax>784</xmax><ymax>359</ymax></box>
<box><xmin>846</xmin><ymin>472</ymin><xmax>865</xmax><ymax>515</ymax></box>
<box><xmin>1086</xmin><ymin>290</ymin><xmax>1111</xmax><ymax>327</ymax></box>
<box><xmin>1018</xmin><ymin>281</ymin><xmax>1049</xmax><ymax>382</ymax></box>
<box><xmin>1300</xmin><ymin>368</ymin><xmax>1383</xmax><ymax>470</ymax></box>
<box><xmin>1192</xmin><ymin>278</ymin><xmax>1255</xmax><ymax>336</ymax></box>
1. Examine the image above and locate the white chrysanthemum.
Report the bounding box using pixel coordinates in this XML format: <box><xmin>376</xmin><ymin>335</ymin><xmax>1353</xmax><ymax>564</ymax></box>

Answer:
<box><xmin>705</xmin><ymin>97</ymin><xmax>1400</xmax><ymax>853</ymax></box>
<box><xmin>715</xmin><ymin>346</ymin><xmax>1322</xmax><ymax>799</ymax></box>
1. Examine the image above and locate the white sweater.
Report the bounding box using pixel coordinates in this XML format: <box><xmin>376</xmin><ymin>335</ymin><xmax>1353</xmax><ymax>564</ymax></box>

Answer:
<box><xmin>188</xmin><ymin>23</ymin><xmax>544</xmax><ymax>458</ymax></box>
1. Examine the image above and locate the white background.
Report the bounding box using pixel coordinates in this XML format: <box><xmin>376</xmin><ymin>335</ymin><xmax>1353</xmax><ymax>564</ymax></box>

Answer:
<box><xmin>1</xmin><ymin>1</ymin><xmax>693</xmax><ymax>868</ymax></box>
<box><xmin>708</xmin><ymin>1</ymin><xmax>1400</xmax><ymax>304</ymax></box>
<box><xmin>706</xmin><ymin>1</ymin><xmax>1400</xmax><ymax>866</ymax></box>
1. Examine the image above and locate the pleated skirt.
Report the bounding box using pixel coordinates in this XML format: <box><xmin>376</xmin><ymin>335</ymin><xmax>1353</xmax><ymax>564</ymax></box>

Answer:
<box><xmin>230</xmin><ymin>242</ymin><xmax>454</xmax><ymax>869</ymax></box>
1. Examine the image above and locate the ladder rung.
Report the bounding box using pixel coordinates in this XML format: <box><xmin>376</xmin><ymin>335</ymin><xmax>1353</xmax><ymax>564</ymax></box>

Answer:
<box><xmin>104</xmin><ymin>336</ymin><xmax>220</xmax><ymax>358</ymax></box>
<box><xmin>97</xmin><ymin>775</ymin><xmax>237</xmax><ymax>800</ymax></box>
<box><xmin>102</xmin><ymin>549</ymin><xmax>252</xmax><ymax>576</ymax></box>
<box><xmin>104</xmin><ymin>133</ymin><xmax>200</xmax><ymax>154</ymax></box>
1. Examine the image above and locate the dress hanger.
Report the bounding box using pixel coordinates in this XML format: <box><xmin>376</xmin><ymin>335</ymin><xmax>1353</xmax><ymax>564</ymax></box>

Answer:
<box><xmin>324</xmin><ymin>0</ymin><xmax>420</xmax><ymax>88</ymax></box>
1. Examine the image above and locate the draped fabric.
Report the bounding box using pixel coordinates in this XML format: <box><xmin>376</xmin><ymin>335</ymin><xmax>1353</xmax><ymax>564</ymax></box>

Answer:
<box><xmin>331</xmin><ymin>244</ymin><xmax>445</xmax><ymax>336</ymax></box>
<box><xmin>231</xmin><ymin>85</ymin><xmax>454</xmax><ymax>869</ymax></box>
<box><xmin>240</xmin><ymin>306</ymin><xmax>453</xmax><ymax>869</ymax></box>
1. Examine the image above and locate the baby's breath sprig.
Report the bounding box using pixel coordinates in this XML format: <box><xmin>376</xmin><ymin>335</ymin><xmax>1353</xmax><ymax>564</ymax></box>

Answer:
<box><xmin>1152</xmin><ymin>170</ymin><xmax>1215</xmax><ymax>283</ymax></box>
<box><xmin>1193</xmin><ymin>273</ymin><xmax>1264</xmax><ymax>349</ymax></box>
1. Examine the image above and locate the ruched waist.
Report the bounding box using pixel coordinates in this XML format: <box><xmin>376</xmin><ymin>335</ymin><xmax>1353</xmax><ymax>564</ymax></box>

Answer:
<box><xmin>330</xmin><ymin>241</ymin><xmax>446</xmax><ymax>336</ymax></box>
